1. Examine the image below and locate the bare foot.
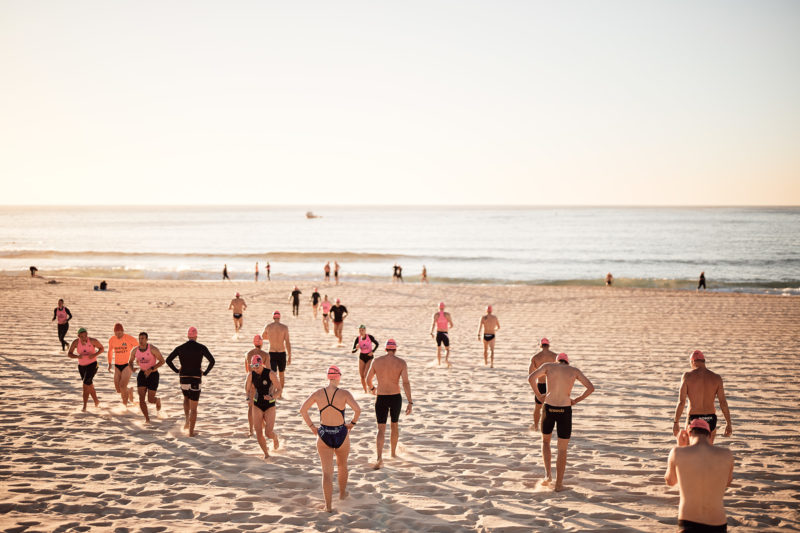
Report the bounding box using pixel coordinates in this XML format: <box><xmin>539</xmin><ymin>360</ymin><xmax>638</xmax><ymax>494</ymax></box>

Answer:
<box><xmin>273</xmin><ymin>433</ymin><xmax>280</xmax><ymax>449</ymax></box>
<box><xmin>82</xmin><ymin>405</ymin><xmax>87</xmax><ymax>412</ymax></box>
<box><xmin>94</xmin><ymin>400</ymin><xmax>100</xmax><ymax>408</ymax></box>
<box><xmin>554</xmin><ymin>483</ymin><xmax>566</xmax><ymax>492</ymax></box>
<box><xmin>144</xmin><ymin>418</ymin><xmax>150</xmax><ymax>424</ymax></box>
<box><xmin>189</xmin><ymin>431</ymin><xmax>196</xmax><ymax>437</ymax></box>
<box><xmin>373</xmin><ymin>459</ymin><xmax>384</xmax><ymax>470</ymax></box>
<box><xmin>319</xmin><ymin>504</ymin><xmax>335</xmax><ymax>513</ymax></box>
<box><xmin>155</xmin><ymin>398</ymin><xmax>162</xmax><ymax>411</ymax></box>
<box><xmin>339</xmin><ymin>490</ymin><xmax>349</xmax><ymax>500</ymax></box>
<box><xmin>183</xmin><ymin>422</ymin><xmax>189</xmax><ymax>429</ymax></box>
<box><xmin>263</xmin><ymin>454</ymin><xmax>270</xmax><ymax>460</ymax></box>
<box><xmin>391</xmin><ymin>452</ymin><xmax>398</xmax><ymax>458</ymax></box>
<box><xmin>541</xmin><ymin>476</ymin><xmax>552</xmax><ymax>486</ymax></box>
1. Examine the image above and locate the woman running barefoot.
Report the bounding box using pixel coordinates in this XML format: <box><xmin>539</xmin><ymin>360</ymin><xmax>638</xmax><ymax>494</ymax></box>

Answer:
<box><xmin>67</xmin><ymin>327</ymin><xmax>104</xmax><ymax>411</ymax></box>
<box><xmin>300</xmin><ymin>365</ymin><xmax>361</xmax><ymax>512</ymax></box>
<box><xmin>321</xmin><ymin>295</ymin><xmax>332</xmax><ymax>334</ymax></box>
<box><xmin>246</xmin><ymin>354</ymin><xmax>281</xmax><ymax>459</ymax></box>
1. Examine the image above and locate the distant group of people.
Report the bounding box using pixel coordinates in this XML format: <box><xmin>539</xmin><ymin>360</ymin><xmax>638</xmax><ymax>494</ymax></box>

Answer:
<box><xmin>222</xmin><ymin>262</ymin><xmax>271</xmax><ymax>281</ymax></box>
<box><xmin>393</xmin><ymin>263</ymin><xmax>428</xmax><ymax>283</ymax></box>
<box><xmin>605</xmin><ymin>271</ymin><xmax>709</xmax><ymax>291</ymax></box>
<box><xmin>219</xmin><ymin>261</ymin><xmax>435</xmax><ymax>286</ymax></box>
<box><xmin>53</xmin><ymin>287</ymin><xmax>736</xmax><ymax>528</ymax></box>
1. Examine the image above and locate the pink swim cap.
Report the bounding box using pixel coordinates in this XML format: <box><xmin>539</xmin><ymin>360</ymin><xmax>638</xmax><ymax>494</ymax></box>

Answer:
<box><xmin>187</xmin><ymin>327</ymin><xmax>198</xmax><ymax>339</ymax></box>
<box><xmin>273</xmin><ymin>310</ymin><xmax>281</xmax><ymax>317</ymax></box>
<box><xmin>235</xmin><ymin>292</ymin><xmax>240</xmax><ymax>298</ymax></box>
<box><xmin>327</xmin><ymin>365</ymin><xmax>341</xmax><ymax>379</ymax></box>
<box><xmin>690</xmin><ymin>350</ymin><xmax>705</xmax><ymax>362</ymax></box>
<box><xmin>251</xmin><ymin>354</ymin><xmax>263</xmax><ymax>367</ymax></box>
<box><xmin>385</xmin><ymin>339</ymin><xmax>397</xmax><ymax>350</ymax></box>
<box><xmin>253</xmin><ymin>335</ymin><xmax>262</xmax><ymax>346</ymax></box>
<box><xmin>541</xmin><ymin>338</ymin><xmax>550</xmax><ymax>346</ymax></box>
<box><xmin>336</xmin><ymin>298</ymin><xmax>341</xmax><ymax>304</ymax></box>
<box><xmin>556</xmin><ymin>352</ymin><xmax>569</xmax><ymax>363</ymax></box>
<box><xmin>689</xmin><ymin>418</ymin><xmax>710</xmax><ymax>432</ymax></box>
<box><xmin>486</xmin><ymin>305</ymin><xmax>492</xmax><ymax>313</ymax></box>
<box><xmin>439</xmin><ymin>302</ymin><xmax>445</xmax><ymax>310</ymax></box>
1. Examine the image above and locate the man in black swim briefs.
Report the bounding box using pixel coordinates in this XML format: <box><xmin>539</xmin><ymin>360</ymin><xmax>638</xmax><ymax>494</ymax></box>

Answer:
<box><xmin>166</xmin><ymin>326</ymin><xmax>215</xmax><ymax>437</ymax></box>
<box><xmin>528</xmin><ymin>352</ymin><xmax>594</xmax><ymax>492</ymax></box>
<box><xmin>477</xmin><ymin>305</ymin><xmax>500</xmax><ymax>368</ymax></box>
<box><xmin>262</xmin><ymin>310</ymin><xmax>292</xmax><ymax>397</ymax></box>
<box><xmin>229</xmin><ymin>292</ymin><xmax>247</xmax><ymax>339</ymax></box>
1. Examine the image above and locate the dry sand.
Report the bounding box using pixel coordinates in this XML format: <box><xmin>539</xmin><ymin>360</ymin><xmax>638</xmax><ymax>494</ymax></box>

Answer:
<box><xmin>1</xmin><ymin>275</ymin><xmax>799</xmax><ymax>532</ymax></box>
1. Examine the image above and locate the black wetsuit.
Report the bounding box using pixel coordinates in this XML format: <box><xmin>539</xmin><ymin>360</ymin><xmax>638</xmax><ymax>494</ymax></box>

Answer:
<box><xmin>330</xmin><ymin>305</ymin><xmax>347</xmax><ymax>323</ymax></box>
<box><xmin>166</xmin><ymin>340</ymin><xmax>215</xmax><ymax>401</ymax></box>
<box><xmin>698</xmin><ymin>274</ymin><xmax>706</xmax><ymax>290</ymax></box>
<box><xmin>311</xmin><ymin>292</ymin><xmax>321</xmax><ymax>305</ymax></box>
<box><xmin>251</xmin><ymin>369</ymin><xmax>276</xmax><ymax>411</ymax></box>
<box><xmin>291</xmin><ymin>289</ymin><xmax>302</xmax><ymax>316</ymax></box>
<box><xmin>53</xmin><ymin>306</ymin><xmax>73</xmax><ymax>350</ymax></box>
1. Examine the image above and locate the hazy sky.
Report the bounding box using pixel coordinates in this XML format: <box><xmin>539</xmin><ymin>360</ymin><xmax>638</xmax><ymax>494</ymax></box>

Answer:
<box><xmin>1</xmin><ymin>1</ymin><xmax>798</xmax><ymax>205</ymax></box>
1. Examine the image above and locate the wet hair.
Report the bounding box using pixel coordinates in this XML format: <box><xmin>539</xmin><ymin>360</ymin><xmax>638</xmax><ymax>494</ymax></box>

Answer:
<box><xmin>558</xmin><ymin>360</ymin><xmax>569</xmax><ymax>365</ymax></box>
<box><xmin>690</xmin><ymin>427</ymin><xmax>710</xmax><ymax>437</ymax></box>
<box><xmin>139</xmin><ymin>332</ymin><xmax>148</xmax><ymax>339</ymax></box>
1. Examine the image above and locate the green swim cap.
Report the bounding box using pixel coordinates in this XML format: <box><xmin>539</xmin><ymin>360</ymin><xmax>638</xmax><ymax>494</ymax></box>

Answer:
<box><xmin>359</xmin><ymin>324</ymin><xmax>366</xmax><ymax>329</ymax></box>
<box><xmin>77</xmin><ymin>327</ymin><xmax>87</xmax><ymax>334</ymax></box>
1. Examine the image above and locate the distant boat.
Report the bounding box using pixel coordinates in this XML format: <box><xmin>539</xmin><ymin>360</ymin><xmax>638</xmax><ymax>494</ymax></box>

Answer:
<box><xmin>306</xmin><ymin>211</ymin><xmax>321</xmax><ymax>219</ymax></box>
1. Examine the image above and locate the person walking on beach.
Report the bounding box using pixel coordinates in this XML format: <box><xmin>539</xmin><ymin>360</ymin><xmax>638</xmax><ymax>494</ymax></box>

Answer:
<box><xmin>477</xmin><ymin>305</ymin><xmax>500</xmax><ymax>368</ymax></box>
<box><xmin>392</xmin><ymin>264</ymin><xmax>399</xmax><ymax>282</ymax></box>
<box><xmin>324</xmin><ymin>262</ymin><xmax>331</xmax><ymax>283</ymax></box>
<box><xmin>289</xmin><ymin>286</ymin><xmax>302</xmax><ymax>317</ymax></box>
<box><xmin>698</xmin><ymin>271</ymin><xmax>706</xmax><ymax>291</ymax></box>
<box><xmin>311</xmin><ymin>287</ymin><xmax>321</xmax><ymax>318</ymax></box>
<box><xmin>67</xmin><ymin>327</ymin><xmax>104</xmax><ymax>411</ymax></box>
<box><xmin>421</xmin><ymin>265</ymin><xmax>428</xmax><ymax>284</ymax></box>
<box><xmin>528</xmin><ymin>338</ymin><xmax>557</xmax><ymax>431</ymax></box>
<box><xmin>128</xmin><ymin>332</ymin><xmax>164</xmax><ymax>423</ymax></box>
<box><xmin>244</xmin><ymin>335</ymin><xmax>270</xmax><ymax>436</ymax></box>
<box><xmin>430</xmin><ymin>302</ymin><xmax>453</xmax><ymax>367</ymax></box>
<box><xmin>330</xmin><ymin>299</ymin><xmax>348</xmax><ymax>346</ymax></box>
<box><xmin>397</xmin><ymin>264</ymin><xmax>403</xmax><ymax>282</ymax></box>
<box><xmin>223</xmin><ymin>264</ymin><xmax>230</xmax><ymax>281</ymax></box>
<box><xmin>605</xmin><ymin>272</ymin><xmax>613</xmax><ymax>286</ymax></box>
<box><xmin>166</xmin><ymin>327</ymin><xmax>215</xmax><ymax>437</ymax></box>
<box><xmin>266</xmin><ymin>261</ymin><xmax>271</xmax><ymax>281</ymax></box>
<box><xmin>255</xmin><ymin>262</ymin><xmax>259</xmax><ymax>282</ymax></box>
<box><xmin>262</xmin><ymin>311</ymin><xmax>292</xmax><ymax>396</ymax></box>
<box><xmin>229</xmin><ymin>292</ymin><xmax>247</xmax><ymax>339</ymax></box>
<box><xmin>665</xmin><ymin>418</ymin><xmax>733</xmax><ymax>532</ymax></box>
<box><xmin>672</xmin><ymin>350</ymin><xmax>732</xmax><ymax>444</ymax></box>
<box><xmin>246</xmin><ymin>353</ymin><xmax>280</xmax><ymax>459</ymax></box>
<box><xmin>528</xmin><ymin>352</ymin><xmax>595</xmax><ymax>491</ymax></box>
<box><xmin>299</xmin><ymin>365</ymin><xmax>361</xmax><ymax>513</ymax></box>
<box><xmin>351</xmin><ymin>325</ymin><xmax>379</xmax><ymax>393</ymax></box>
<box><xmin>52</xmin><ymin>298</ymin><xmax>72</xmax><ymax>350</ymax></box>
<box><xmin>366</xmin><ymin>339</ymin><xmax>413</xmax><ymax>469</ymax></box>
<box><xmin>334</xmin><ymin>261</ymin><xmax>340</xmax><ymax>285</ymax></box>
<box><xmin>321</xmin><ymin>295</ymin><xmax>332</xmax><ymax>334</ymax></box>
<box><xmin>30</xmin><ymin>265</ymin><xmax>38</xmax><ymax>277</ymax></box>
<box><xmin>108</xmin><ymin>323</ymin><xmax>137</xmax><ymax>406</ymax></box>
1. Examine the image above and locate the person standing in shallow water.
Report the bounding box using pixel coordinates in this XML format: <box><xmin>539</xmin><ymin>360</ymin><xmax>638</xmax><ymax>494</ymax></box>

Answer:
<box><xmin>300</xmin><ymin>365</ymin><xmax>361</xmax><ymax>513</ymax></box>
<box><xmin>223</xmin><ymin>264</ymin><xmax>230</xmax><ymax>281</ymax></box>
<box><xmin>698</xmin><ymin>271</ymin><xmax>706</xmax><ymax>291</ymax></box>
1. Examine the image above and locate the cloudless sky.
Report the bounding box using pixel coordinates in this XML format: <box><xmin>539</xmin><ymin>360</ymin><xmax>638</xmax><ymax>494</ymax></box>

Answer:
<box><xmin>1</xmin><ymin>1</ymin><xmax>798</xmax><ymax>205</ymax></box>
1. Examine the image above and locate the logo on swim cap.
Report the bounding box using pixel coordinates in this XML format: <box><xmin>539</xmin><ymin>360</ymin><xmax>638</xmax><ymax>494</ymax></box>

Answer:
<box><xmin>273</xmin><ymin>310</ymin><xmax>281</xmax><ymax>317</ymax></box>
<box><xmin>187</xmin><ymin>327</ymin><xmax>198</xmax><ymax>339</ymax></box>
<box><xmin>253</xmin><ymin>335</ymin><xmax>262</xmax><ymax>346</ymax></box>
<box><xmin>251</xmin><ymin>354</ymin><xmax>263</xmax><ymax>367</ymax></box>
<box><xmin>689</xmin><ymin>418</ymin><xmax>710</xmax><ymax>432</ymax></box>
<box><xmin>327</xmin><ymin>365</ymin><xmax>341</xmax><ymax>379</ymax></box>
<box><xmin>385</xmin><ymin>339</ymin><xmax>397</xmax><ymax>350</ymax></box>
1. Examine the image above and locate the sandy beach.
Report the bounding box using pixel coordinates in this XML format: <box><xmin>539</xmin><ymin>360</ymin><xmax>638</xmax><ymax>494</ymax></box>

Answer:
<box><xmin>1</xmin><ymin>275</ymin><xmax>799</xmax><ymax>532</ymax></box>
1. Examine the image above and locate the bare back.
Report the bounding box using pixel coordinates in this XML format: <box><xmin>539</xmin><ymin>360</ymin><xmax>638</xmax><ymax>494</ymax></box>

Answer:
<box><xmin>683</xmin><ymin>368</ymin><xmax>723</xmax><ymax>414</ymax></box>
<box><xmin>230</xmin><ymin>297</ymin><xmax>246</xmax><ymax>313</ymax></box>
<box><xmin>481</xmin><ymin>314</ymin><xmax>500</xmax><ymax>334</ymax></box>
<box><xmin>263</xmin><ymin>322</ymin><xmax>289</xmax><ymax>351</ymax></box>
<box><xmin>529</xmin><ymin>349</ymin><xmax>557</xmax><ymax>383</ymax></box>
<box><xmin>315</xmin><ymin>385</ymin><xmax>353</xmax><ymax>426</ymax></box>
<box><xmin>539</xmin><ymin>363</ymin><xmax>588</xmax><ymax>406</ymax></box>
<box><xmin>371</xmin><ymin>355</ymin><xmax>407</xmax><ymax>395</ymax></box>
<box><xmin>669</xmin><ymin>443</ymin><xmax>733</xmax><ymax>525</ymax></box>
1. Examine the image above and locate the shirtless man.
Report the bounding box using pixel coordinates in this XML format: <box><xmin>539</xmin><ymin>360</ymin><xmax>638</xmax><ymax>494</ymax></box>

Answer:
<box><xmin>324</xmin><ymin>262</ymin><xmax>331</xmax><ymax>283</ymax></box>
<box><xmin>477</xmin><ymin>305</ymin><xmax>500</xmax><ymax>368</ymax></box>
<box><xmin>366</xmin><ymin>339</ymin><xmax>413</xmax><ymax>469</ymax></box>
<box><xmin>166</xmin><ymin>327</ymin><xmax>215</xmax><ymax>437</ymax></box>
<box><xmin>255</xmin><ymin>261</ymin><xmax>259</xmax><ymax>282</ymax></box>
<box><xmin>229</xmin><ymin>292</ymin><xmax>247</xmax><ymax>338</ymax></box>
<box><xmin>528</xmin><ymin>352</ymin><xmax>594</xmax><ymax>491</ymax></box>
<box><xmin>665</xmin><ymin>418</ymin><xmax>733</xmax><ymax>532</ymax></box>
<box><xmin>68</xmin><ymin>327</ymin><xmax>105</xmax><ymax>411</ymax></box>
<box><xmin>528</xmin><ymin>338</ymin><xmax>557</xmax><ymax>430</ymax></box>
<box><xmin>334</xmin><ymin>261</ymin><xmax>340</xmax><ymax>285</ymax></box>
<box><xmin>673</xmin><ymin>350</ymin><xmax>732</xmax><ymax>444</ymax></box>
<box><xmin>430</xmin><ymin>302</ymin><xmax>453</xmax><ymax>367</ymax></box>
<box><xmin>128</xmin><ymin>332</ymin><xmax>165</xmax><ymax>423</ymax></box>
<box><xmin>108</xmin><ymin>323</ymin><xmax>137</xmax><ymax>406</ymax></box>
<box><xmin>262</xmin><ymin>311</ymin><xmax>292</xmax><ymax>396</ymax></box>
<box><xmin>245</xmin><ymin>335</ymin><xmax>270</xmax><ymax>436</ymax></box>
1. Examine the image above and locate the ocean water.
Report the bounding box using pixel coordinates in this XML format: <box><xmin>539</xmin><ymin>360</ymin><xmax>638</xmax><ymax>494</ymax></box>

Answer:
<box><xmin>1</xmin><ymin>206</ymin><xmax>798</xmax><ymax>294</ymax></box>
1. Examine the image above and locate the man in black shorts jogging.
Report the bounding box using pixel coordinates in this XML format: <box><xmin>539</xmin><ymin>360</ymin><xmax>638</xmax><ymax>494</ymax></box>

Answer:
<box><xmin>366</xmin><ymin>338</ymin><xmax>413</xmax><ymax>469</ymax></box>
<box><xmin>261</xmin><ymin>311</ymin><xmax>291</xmax><ymax>397</ymax></box>
<box><xmin>166</xmin><ymin>327</ymin><xmax>215</xmax><ymax>437</ymax></box>
<box><xmin>528</xmin><ymin>338</ymin><xmax>557</xmax><ymax>430</ymax></box>
<box><xmin>528</xmin><ymin>352</ymin><xmax>594</xmax><ymax>491</ymax></box>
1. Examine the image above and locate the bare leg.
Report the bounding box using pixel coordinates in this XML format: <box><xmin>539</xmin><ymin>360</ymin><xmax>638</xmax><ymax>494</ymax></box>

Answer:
<box><xmin>489</xmin><ymin>339</ymin><xmax>495</xmax><ymax>368</ymax></box>
<box><xmin>138</xmin><ymin>386</ymin><xmax>150</xmax><ymax>422</ymax></box>
<box><xmin>252</xmin><ymin>407</ymin><xmax>269</xmax><ymax>458</ymax></box>
<box><xmin>483</xmin><ymin>341</ymin><xmax>489</xmax><ymax>365</ymax></box>
<box><xmin>183</xmin><ymin>397</ymin><xmax>190</xmax><ymax>429</ymax></box>
<box><xmin>335</xmin><ymin>437</ymin><xmax>350</xmax><ymax>499</ymax></box>
<box><xmin>88</xmin><ymin>384</ymin><xmax>99</xmax><ymax>407</ymax></box>
<box><xmin>82</xmin><ymin>384</ymin><xmax>90</xmax><ymax>411</ymax></box>
<box><xmin>533</xmin><ymin>403</ymin><xmax>543</xmax><ymax>431</ymax></box>
<box><xmin>278</xmin><ymin>372</ymin><xmax>285</xmax><ymax>398</ymax></box>
<box><xmin>541</xmin><ymin>433</ymin><xmax>552</xmax><ymax>484</ymax></box>
<box><xmin>555</xmin><ymin>438</ymin><xmax>569</xmax><ymax>491</ymax></box>
<box><xmin>264</xmin><ymin>405</ymin><xmax>279</xmax><ymax>449</ymax></box>
<box><xmin>436</xmin><ymin>345</ymin><xmax>441</xmax><ymax>365</ymax></box>
<box><xmin>148</xmin><ymin>388</ymin><xmax>160</xmax><ymax>412</ymax></box>
<box><xmin>247</xmin><ymin>401</ymin><xmax>254</xmax><ymax>436</ymax></box>
<box><xmin>375</xmin><ymin>423</ymin><xmax>386</xmax><ymax>468</ymax></box>
<box><xmin>390</xmin><ymin>422</ymin><xmax>399</xmax><ymax>458</ymax></box>
<box><xmin>359</xmin><ymin>359</ymin><xmax>367</xmax><ymax>393</ymax></box>
<box><xmin>114</xmin><ymin>367</ymin><xmax>123</xmax><ymax>394</ymax></box>
<box><xmin>317</xmin><ymin>438</ymin><xmax>335</xmax><ymax>512</ymax></box>
<box><xmin>710</xmin><ymin>429</ymin><xmax>717</xmax><ymax>445</ymax></box>
<box><xmin>445</xmin><ymin>346</ymin><xmax>451</xmax><ymax>368</ymax></box>
<box><xmin>120</xmin><ymin>366</ymin><xmax>133</xmax><ymax>406</ymax></box>
<box><xmin>188</xmin><ymin>400</ymin><xmax>198</xmax><ymax>436</ymax></box>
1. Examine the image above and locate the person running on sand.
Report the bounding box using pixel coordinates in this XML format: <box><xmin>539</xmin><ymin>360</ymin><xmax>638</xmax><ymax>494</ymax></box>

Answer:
<box><xmin>229</xmin><ymin>292</ymin><xmax>247</xmax><ymax>338</ymax></box>
<box><xmin>52</xmin><ymin>298</ymin><xmax>72</xmax><ymax>350</ymax></box>
<box><xmin>311</xmin><ymin>288</ymin><xmax>321</xmax><ymax>318</ymax></box>
<box><xmin>392</xmin><ymin>264</ymin><xmax>399</xmax><ymax>282</ymax></box>
<box><xmin>223</xmin><ymin>264</ymin><xmax>230</xmax><ymax>281</ymax></box>
<box><xmin>324</xmin><ymin>262</ymin><xmax>331</xmax><ymax>283</ymax></box>
<box><xmin>672</xmin><ymin>350</ymin><xmax>732</xmax><ymax>444</ymax></box>
<box><xmin>366</xmin><ymin>339</ymin><xmax>413</xmax><ymax>469</ymax></box>
<box><xmin>289</xmin><ymin>286</ymin><xmax>302</xmax><ymax>317</ymax></box>
<box><xmin>334</xmin><ymin>261</ymin><xmax>340</xmax><ymax>285</ymax></box>
<box><xmin>262</xmin><ymin>311</ymin><xmax>292</xmax><ymax>397</ymax></box>
<box><xmin>128</xmin><ymin>332</ymin><xmax>164</xmax><ymax>423</ymax></box>
<box><xmin>67</xmin><ymin>327</ymin><xmax>104</xmax><ymax>411</ymax></box>
<box><xmin>351</xmin><ymin>325</ymin><xmax>379</xmax><ymax>393</ymax></box>
<box><xmin>246</xmin><ymin>353</ymin><xmax>281</xmax><ymax>459</ymax></box>
<box><xmin>528</xmin><ymin>338</ymin><xmax>557</xmax><ymax>431</ymax></box>
<box><xmin>108</xmin><ymin>323</ymin><xmax>137</xmax><ymax>406</ymax></box>
<box><xmin>321</xmin><ymin>295</ymin><xmax>332</xmax><ymax>334</ymax></box>
<box><xmin>166</xmin><ymin>327</ymin><xmax>215</xmax><ymax>437</ymax></box>
<box><xmin>244</xmin><ymin>335</ymin><xmax>271</xmax><ymax>436</ymax></box>
<box><xmin>528</xmin><ymin>352</ymin><xmax>594</xmax><ymax>491</ymax></box>
<box><xmin>477</xmin><ymin>305</ymin><xmax>500</xmax><ymax>368</ymax></box>
<box><xmin>300</xmin><ymin>365</ymin><xmax>361</xmax><ymax>513</ymax></box>
<box><xmin>430</xmin><ymin>302</ymin><xmax>453</xmax><ymax>367</ymax></box>
<box><xmin>330</xmin><ymin>299</ymin><xmax>348</xmax><ymax>346</ymax></box>
<box><xmin>665</xmin><ymin>418</ymin><xmax>733</xmax><ymax>532</ymax></box>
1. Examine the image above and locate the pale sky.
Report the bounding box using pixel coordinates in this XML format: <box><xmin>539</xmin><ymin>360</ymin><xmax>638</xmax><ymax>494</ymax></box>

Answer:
<box><xmin>1</xmin><ymin>1</ymin><xmax>799</xmax><ymax>205</ymax></box>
